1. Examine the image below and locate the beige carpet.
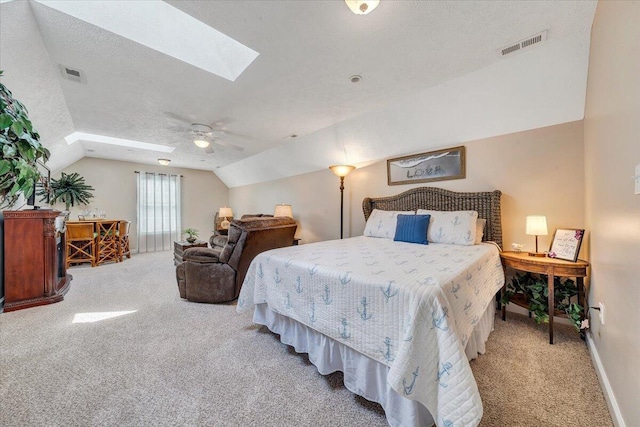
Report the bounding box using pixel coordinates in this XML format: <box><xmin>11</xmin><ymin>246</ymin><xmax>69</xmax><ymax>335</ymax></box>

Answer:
<box><xmin>0</xmin><ymin>251</ymin><xmax>612</xmax><ymax>426</ymax></box>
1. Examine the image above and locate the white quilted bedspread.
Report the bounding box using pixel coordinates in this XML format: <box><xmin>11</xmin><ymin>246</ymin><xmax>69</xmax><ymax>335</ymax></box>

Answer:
<box><xmin>237</xmin><ymin>236</ymin><xmax>504</xmax><ymax>427</ymax></box>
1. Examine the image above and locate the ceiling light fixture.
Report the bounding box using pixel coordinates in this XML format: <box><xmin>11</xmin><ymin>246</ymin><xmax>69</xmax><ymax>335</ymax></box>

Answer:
<box><xmin>192</xmin><ymin>123</ymin><xmax>212</xmax><ymax>148</ymax></box>
<box><xmin>158</xmin><ymin>158</ymin><xmax>171</xmax><ymax>165</ymax></box>
<box><xmin>344</xmin><ymin>0</ymin><xmax>380</xmax><ymax>15</ymax></box>
<box><xmin>193</xmin><ymin>138</ymin><xmax>210</xmax><ymax>148</ymax></box>
<box><xmin>350</xmin><ymin>75</ymin><xmax>362</xmax><ymax>83</ymax></box>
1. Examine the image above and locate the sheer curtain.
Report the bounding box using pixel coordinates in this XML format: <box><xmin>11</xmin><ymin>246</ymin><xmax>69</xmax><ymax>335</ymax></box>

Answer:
<box><xmin>136</xmin><ymin>172</ymin><xmax>182</xmax><ymax>252</ymax></box>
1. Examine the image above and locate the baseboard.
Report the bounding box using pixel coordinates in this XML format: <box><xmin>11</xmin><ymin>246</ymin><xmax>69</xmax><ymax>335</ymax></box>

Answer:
<box><xmin>586</xmin><ymin>332</ymin><xmax>626</xmax><ymax>427</ymax></box>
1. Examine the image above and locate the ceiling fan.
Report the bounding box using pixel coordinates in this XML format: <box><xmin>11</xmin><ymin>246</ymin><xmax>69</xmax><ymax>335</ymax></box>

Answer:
<box><xmin>190</xmin><ymin>123</ymin><xmax>244</xmax><ymax>153</ymax></box>
<box><xmin>163</xmin><ymin>113</ymin><xmax>246</xmax><ymax>153</ymax></box>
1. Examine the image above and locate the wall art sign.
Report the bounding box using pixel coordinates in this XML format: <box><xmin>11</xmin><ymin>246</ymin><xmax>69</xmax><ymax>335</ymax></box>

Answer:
<box><xmin>548</xmin><ymin>228</ymin><xmax>585</xmax><ymax>262</ymax></box>
<box><xmin>387</xmin><ymin>146</ymin><xmax>466</xmax><ymax>186</ymax></box>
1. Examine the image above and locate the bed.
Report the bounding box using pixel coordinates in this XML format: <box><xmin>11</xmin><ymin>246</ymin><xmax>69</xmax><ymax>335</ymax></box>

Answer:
<box><xmin>237</xmin><ymin>187</ymin><xmax>504</xmax><ymax>427</ymax></box>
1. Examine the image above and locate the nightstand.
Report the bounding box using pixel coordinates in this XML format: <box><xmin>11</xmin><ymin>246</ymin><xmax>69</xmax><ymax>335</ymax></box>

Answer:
<box><xmin>500</xmin><ymin>251</ymin><xmax>589</xmax><ymax>344</ymax></box>
<box><xmin>174</xmin><ymin>240</ymin><xmax>208</xmax><ymax>266</ymax></box>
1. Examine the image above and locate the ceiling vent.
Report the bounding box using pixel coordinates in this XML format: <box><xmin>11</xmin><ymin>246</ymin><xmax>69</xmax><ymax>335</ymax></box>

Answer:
<box><xmin>498</xmin><ymin>30</ymin><xmax>548</xmax><ymax>58</ymax></box>
<box><xmin>59</xmin><ymin>65</ymin><xmax>87</xmax><ymax>84</ymax></box>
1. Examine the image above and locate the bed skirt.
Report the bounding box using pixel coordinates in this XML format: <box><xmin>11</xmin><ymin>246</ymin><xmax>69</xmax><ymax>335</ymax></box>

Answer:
<box><xmin>253</xmin><ymin>301</ymin><xmax>496</xmax><ymax>427</ymax></box>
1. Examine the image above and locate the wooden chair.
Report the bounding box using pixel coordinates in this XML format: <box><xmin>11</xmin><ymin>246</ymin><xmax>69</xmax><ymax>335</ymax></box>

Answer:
<box><xmin>66</xmin><ymin>222</ymin><xmax>96</xmax><ymax>268</ymax></box>
<box><xmin>95</xmin><ymin>220</ymin><xmax>120</xmax><ymax>265</ymax></box>
<box><xmin>118</xmin><ymin>220</ymin><xmax>131</xmax><ymax>261</ymax></box>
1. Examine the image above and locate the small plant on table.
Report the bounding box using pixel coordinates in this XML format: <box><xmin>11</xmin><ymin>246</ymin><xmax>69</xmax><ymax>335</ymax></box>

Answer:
<box><xmin>183</xmin><ymin>228</ymin><xmax>199</xmax><ymax>243</ymax></box>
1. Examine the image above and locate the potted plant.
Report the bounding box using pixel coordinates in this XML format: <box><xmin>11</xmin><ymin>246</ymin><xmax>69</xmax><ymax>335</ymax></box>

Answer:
<box><xmin>183</xmin><ymin>228</ymin><xmax>199</xmax><ymax>243</ymax></box>
<box><xmin>1</xmin><ymin>70</ymin><xmax>51</xmax><ymax>310</ymax></box>
<box><xmin>501</xmin><ymin>271</ymin><xmax>584</xmax><ymax>332</ymax></box>
<box><xmin>0</xmin><ymin>70</ymin><xmax>50</xmax><ymax>210</ymax></box>
<box><xmin>43</xmin><ymin>172</ymin><xmax>94</xmax><ymax>212</ymax></box>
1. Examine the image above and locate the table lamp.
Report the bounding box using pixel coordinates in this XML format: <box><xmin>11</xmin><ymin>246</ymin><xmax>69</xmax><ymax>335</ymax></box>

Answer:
<box><xmin>274</xmin><ymin>204</ymin><xmax>293</xmax><ymax>218</ymax></box>
<box><xmin>526</xmin><ymin>215</ymin><xmax>548</xmax><ymax>257</ymax></box>
<box><xmin>219</xmin><ymin>207</ymin><xmax>233</xmax><ymax>230</ymax></box>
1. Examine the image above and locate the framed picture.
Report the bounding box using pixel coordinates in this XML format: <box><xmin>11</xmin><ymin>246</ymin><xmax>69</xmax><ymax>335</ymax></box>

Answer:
<box><xmin>548</xmin><ymin>229</ymin><xmax>585</xmax><ymax>262</ymax></box>
<box><xmin>387</xmin><ymin>146</ymin><xmax>466</xmax><ymax>186</ymax></box>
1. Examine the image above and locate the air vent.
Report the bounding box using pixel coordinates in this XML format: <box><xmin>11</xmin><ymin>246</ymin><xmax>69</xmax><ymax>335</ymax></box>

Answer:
<box><xmin>498</xmin><ymin>30</ymin><xmax>547</xmax><ymax>57</ymax></box>
<box><xmin>59</xmin><ymin>64</ymin><xmax>87</xmax><ymax>84</ymax></box>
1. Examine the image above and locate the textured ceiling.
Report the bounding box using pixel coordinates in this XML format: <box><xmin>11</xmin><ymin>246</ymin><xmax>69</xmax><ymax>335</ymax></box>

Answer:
<box><xmin>0</xmin><ymin>0</ymin><xmax>596</xmax><ymax>185</ymax></box>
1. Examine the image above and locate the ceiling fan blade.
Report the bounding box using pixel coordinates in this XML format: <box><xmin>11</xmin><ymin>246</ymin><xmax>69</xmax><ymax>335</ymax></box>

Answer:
<box><xmin>164</xmin><ymin>111</ymin><xmax>196</xmax><ymax>124</ymax></box>
<box><xmin>211</xmin><ymin>138</ymin><xmax>244</xmax><ymax>152</ymax></box>
<box><xmin>204</xmin><ymin>145</ymin><xmax>215</xmax><ymax>154</ymax></box>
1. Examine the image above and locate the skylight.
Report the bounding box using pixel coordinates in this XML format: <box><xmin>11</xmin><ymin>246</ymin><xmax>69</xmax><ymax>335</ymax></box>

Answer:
<box><xmin>65</xmin><ymin>132</ymin><xmax>175</xmax><ymax>153</ymax></box>
<box><xmin>35</xmin><ymin>0</ymin><xmax>259</xmax><ymax>81</ymax></box>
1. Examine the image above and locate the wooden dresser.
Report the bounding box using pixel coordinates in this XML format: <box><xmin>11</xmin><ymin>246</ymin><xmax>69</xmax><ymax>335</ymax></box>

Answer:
<box><xmin>3</xmin><ymin>210</ymin><xmax>71</xmax><ymax>312</ymax></box>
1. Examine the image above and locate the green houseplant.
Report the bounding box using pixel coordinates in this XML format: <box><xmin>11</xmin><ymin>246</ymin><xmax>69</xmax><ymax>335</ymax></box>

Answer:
<box><xmin>43</xmin><ymin>172</ymin><xmax>95</xmax><ymax>211</ymax></box>
<box><xmin>501</xmin><ymin>271</ymin><xmax>583</xmax><ymax>331</ymax></box>
<box><xmin>0</xmin><ymin>70</ymin><xmax>50</xmax><ymax>209</ymax></box>
<box><xmin>183</xmin><ymin>228</ymin><xmax>199</xmax><ymax>243</ymax></box>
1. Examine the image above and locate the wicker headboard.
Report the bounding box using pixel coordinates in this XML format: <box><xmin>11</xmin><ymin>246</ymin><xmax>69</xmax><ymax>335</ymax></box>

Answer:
<box><xmin>362</xmin><ymin>187</ymin><xmax>503</xmax><ymax>248</ymax></box>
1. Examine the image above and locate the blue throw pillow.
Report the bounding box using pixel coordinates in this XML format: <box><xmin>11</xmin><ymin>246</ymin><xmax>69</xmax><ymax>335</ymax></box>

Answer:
<box><xmin>394</xmin><ymin>214</ymin><xmax>430</xmax><ymax>245</ymax></box>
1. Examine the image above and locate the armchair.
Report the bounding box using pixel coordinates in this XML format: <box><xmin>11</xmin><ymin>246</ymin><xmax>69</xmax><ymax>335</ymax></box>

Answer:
<box><xmin>210</xmin><ymin>213</ymin><xmax>274</xmax><ymax>251</ymax></box>
<box><xmin>176</xmin><ymin>216</ymin><xmax>296</xmax><ymax>303</ymax></box>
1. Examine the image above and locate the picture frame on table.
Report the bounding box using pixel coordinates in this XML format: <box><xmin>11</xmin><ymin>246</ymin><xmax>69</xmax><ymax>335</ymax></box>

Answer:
<box><xmin>386</xmin><ymin>146</ymin><xmax>466</xmax><ymax>186</ymax></box>
<box><xmin>548</xmin><ymin>228</ymin><xmax>585</xmax><ymax>262</ymax></box>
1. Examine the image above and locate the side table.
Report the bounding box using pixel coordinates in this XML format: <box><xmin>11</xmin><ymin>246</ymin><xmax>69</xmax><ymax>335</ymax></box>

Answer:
<box><xmin>174</xmin><ymin>240</ymin><xmax>208</xmax><ymax>266</ymax></box>
<box><xmin>499</xmin><ymin>251</ymin><xmax>589</xmax><ymax>344</ymax></box>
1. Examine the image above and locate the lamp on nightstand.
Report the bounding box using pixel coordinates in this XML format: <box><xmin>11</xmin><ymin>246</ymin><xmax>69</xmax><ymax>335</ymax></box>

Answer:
<box><xmin>219</xmin><ymin>207</ymin><xmax>233</xmax><ymax>230</ymax></box>
<box><xmin>526</xmin><ymin>215</ymin><xmax>548</xmax><ymax>257</ymax></box>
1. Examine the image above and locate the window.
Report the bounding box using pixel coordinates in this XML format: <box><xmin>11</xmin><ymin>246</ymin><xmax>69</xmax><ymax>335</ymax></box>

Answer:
<box><xmin>136</xmin><ymin>172</ymin><xmax>182</xmax><ymax>252</ymax></box>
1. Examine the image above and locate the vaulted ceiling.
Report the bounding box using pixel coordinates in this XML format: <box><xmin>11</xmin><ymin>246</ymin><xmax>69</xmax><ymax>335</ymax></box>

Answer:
<box><xmin>0</xmin><ymin>0</ymin><xmax>597</xmax><ymax>187</ymax></box>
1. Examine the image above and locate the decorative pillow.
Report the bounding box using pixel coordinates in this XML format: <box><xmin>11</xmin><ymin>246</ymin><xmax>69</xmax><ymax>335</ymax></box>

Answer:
<box><xmin>475</xmin><ymin>218</ymin><xmax>487</xmax><ymax>245</ymax></box>
<box><xmin>363</xmin><ymin>209</ymin><xmax>415</xmax><ymax>239</ymax></box>
<box><xmin>416</xmin><ymin>209</ymin><xmax>478</xmax><ymax>245</ymax></box>
<box><xmin>394</xmin><ymin>214</ymin><xmax>431</xmax><ymax>245</ymax></box>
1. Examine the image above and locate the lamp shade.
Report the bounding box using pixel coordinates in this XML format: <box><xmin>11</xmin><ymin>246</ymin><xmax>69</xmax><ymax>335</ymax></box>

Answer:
<box><xmin>344</xmin><ymin>0</ymin><xmax>380</xmax><ymax>15</ymax></box>
<box><xmin>526</xmin><ymin>215</ymin><xmax>548</xmax><ymax>236</ymax></box>
<box><xmin>219</xmin><ymin>207</ymin><xmax>233</xmax><ymax>218</ymax></box>
<box><xmin>274</xmin><ymin>204</ymin><xmax>293</xmax><ymax>218</ymax></box>
<box><xmin>329</xmin><ymin>165</ymin><xmax>356</xmax><ymax>177</ymax></box>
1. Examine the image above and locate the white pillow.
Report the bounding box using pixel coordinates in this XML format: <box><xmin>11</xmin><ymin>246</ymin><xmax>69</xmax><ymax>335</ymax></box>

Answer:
<box><xmin>417</xmin><ymin>209</ymin><xmax>478</xmax><ymax>245</ymax></box>
<box><xmin>475</xmin><ymin>218</ymin><xmax>487</xmax><ymax>245</ymax></box>
<box><xmin>364</xmin><ymin>209</ymin><xmax>415</xmax><ymax>239</ymax></box>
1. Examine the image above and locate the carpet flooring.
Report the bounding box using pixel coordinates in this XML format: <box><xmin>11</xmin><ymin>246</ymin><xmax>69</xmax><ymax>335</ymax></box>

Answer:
<box><xmin>0</xmin><ymin>251</ymin><xmax>612</xmax><ymax>426</ymax></box>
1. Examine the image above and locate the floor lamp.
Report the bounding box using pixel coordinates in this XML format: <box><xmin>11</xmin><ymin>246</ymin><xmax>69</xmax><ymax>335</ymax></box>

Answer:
<box><xmin>329</xmin><ymin>165</ymin><xmax>355</xmax><ymax>239</ymax></box>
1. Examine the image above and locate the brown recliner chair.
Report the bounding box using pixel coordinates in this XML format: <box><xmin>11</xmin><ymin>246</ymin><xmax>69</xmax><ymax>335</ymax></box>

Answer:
<box><xmin>210</xmin><ymin>213</ymin><xmax>274</xmax><ymax>251</ymax></box>
<box><xmin>176</xmin><ymin>216</ymin><xmax>297</xmax><ymax>303</ymax></box>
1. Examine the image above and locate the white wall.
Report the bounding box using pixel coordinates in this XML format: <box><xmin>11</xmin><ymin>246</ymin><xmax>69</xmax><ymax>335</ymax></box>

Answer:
<box><xmin>230</xmin><ymin>121</ymin><xmax>585</xmax><ymax>254</ymax></box>
<box><xmin>58</xmin><ymin>158</ymin><xmax>229</xmax><ymax>250</ymax></box>
<box><xmin>583</xmin><ymin>2</ymin><xmax>640</xmax><ymax>425</ymax></box>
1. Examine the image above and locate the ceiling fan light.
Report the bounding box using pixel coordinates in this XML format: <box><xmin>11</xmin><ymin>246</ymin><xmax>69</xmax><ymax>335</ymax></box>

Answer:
<box><xmin>194</xmin><ymin>138</ymin><xmax>210</xmax><ymax>148</ymax></box>
<box><xmin>344</xmin><ymin>0</ymin><xmax>380</xmax><ymax>15</ymax></box>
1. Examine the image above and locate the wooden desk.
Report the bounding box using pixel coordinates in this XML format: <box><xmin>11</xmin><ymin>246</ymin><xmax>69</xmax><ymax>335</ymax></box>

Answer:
<box><xmin>500</xmin><ymin>251</ymin><xmax>589</xmax><ymax>344</ymax></box>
